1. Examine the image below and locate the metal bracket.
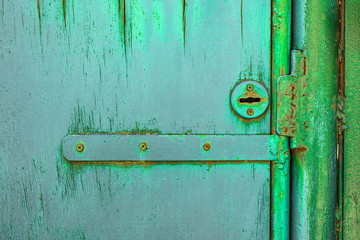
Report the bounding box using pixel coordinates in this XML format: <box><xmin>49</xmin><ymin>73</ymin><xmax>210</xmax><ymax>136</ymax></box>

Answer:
<box><xmin>276</xmin><ymin>50</ymin><xmax>308</xmax><ymax>149</ymax></box>
<box><xmin>62</xmin><ymin>134</ymin><xmax>285</xmax><ymax>162</ymax></box>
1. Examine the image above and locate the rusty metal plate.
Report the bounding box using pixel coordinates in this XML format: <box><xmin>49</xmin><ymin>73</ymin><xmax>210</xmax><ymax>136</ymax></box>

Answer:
<box><xmin>62</xmin><ymin>135</ymin><xmax>280</xmax><ymax>161</ymax></box>
<box><xmin>230</xmin><ymin>80</ymin><xmax>270</xmax><ymax>119</ymax></box>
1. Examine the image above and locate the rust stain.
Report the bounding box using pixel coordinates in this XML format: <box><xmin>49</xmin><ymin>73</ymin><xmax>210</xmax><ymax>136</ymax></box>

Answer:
<box><xmin>283</xmin><ymin>127</ymin><xmax>289</xmax><ymax>134</ymax></box>
<box><xmin>203</xmin><ymin>142</ymin><xmax>211</xmax><ymax>151</ymax></box>
<box><xmin>302</xmin><ymin>57</ymin><xmax>308</xmax><ymax>75</ymax></box>
<box><xmin>247</xmin><ymin>108</ymin><xmax>254</xmax><ymax>116</ymax></box>
<box><xmin>75</xmin><ymin>143</ymin><xmax>85</xmax><ymax>153</ymax></box>
<box><xmin>182</xmin><ymin>0</ymin><xmax>186</xmax><ymax>49</ymax></box>
<box><xmin>237</xmin><ymin>90</ymin><xmax>267</xmax><ymax>105</ymax></box>
<box><xmin>337</xmin><ymin>0</ymin><xmax>345</xmax><ymax>97</ymax></box>
<box><xmin>63</xmin><ymin>0</ymin><xmax>66</xmax><ymax>28</ymax></box>
<box><xmin>229</xmin><ymin>104</ymin><xmax>269</xmax><ymax>123</ymax></box>
<box><xmin>304</xmin><ymin>121</ymin><xmax>309</xmax><ymax>131</ymax></box>
<box><xmin>292</xmin><ymin>147</ymin><xmax>308</xmax><ymax>153</ymax></box>
<box><xmin>118</xmin><ymin>0</ymin><xmax>127</xmax><ymax>57</ymax></box>
<box><xmin>246</xmin><ymin>83</ymin><xmax>254</xmax><ymax>92</ymax></box>
<box><xmin>139</xmin><ymin>142</ymin><xmax>148</xmax><ymax>151</ymax></box>
<box><xmin>281</xmin><ymin>67</ymin><xmax>285</xmax><ymax>76</ymax></box>
<box><xmin>123</xmin><ymin>0</ymin><xmax>126</xmax><ymax>57</ymax></box>
<box><xmin>37</xmin><ymin>0</ymin><xmax>41</xmax><ymax>34</ymax></box>
<box><xmin>241</xmin><ymin>0</ymin><xmax>243</xmax><ymax>44</ymax></box>
<box><xmin>65</xmin><ymin>158</ymin><xmax>271</xmax><ymax>170</ymax></box>
<box><xmin>336</xmin><ymin>0</ymin><xmax>345</xmax><ymax>237</ymax></box>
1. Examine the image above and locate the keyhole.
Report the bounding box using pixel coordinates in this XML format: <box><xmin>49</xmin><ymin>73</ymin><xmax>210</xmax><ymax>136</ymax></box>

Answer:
<box><xmin>238</xmin><ymin>97</ymin><xmax>261</xmax><ymax>103</ymax></box>
<box><xmin>230</xmin><ymin>80</ymin><xmax>269</xmax><ymax>119</ymax></box>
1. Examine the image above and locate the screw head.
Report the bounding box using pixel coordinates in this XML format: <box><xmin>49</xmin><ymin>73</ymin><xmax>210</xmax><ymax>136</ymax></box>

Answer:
<box><xmin>75</xmin><ymin>142</ymin><xmax>85</xmax><ymax>153</ymax></box>
<box><xmin>139</xmin><ymin>142</ymin><xmax>148</xmax><ymax>151</ymax></box>
<box><xmin>247</xmin><ymin>108</ymin><xmax>254</xmax><ymax>116</ymax></box>
<box><xmin>246</xmin><ymin>84</ymin><xmax>254</xmax><ymax>92</ymax></box>
<box><xmin>203</xmin><ymin>142</ymin><xmax>211</xmax><ymax>151</ymax></box>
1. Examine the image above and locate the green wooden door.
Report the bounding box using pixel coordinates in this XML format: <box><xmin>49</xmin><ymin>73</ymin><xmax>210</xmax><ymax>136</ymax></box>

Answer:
<box><xmin>0</xmin><ymin>0</ymin><xmax>290</xmax><ymax>239</ymax></box>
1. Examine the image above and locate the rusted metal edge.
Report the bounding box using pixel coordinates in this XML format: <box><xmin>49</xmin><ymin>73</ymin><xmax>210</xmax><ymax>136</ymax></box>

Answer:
<box><xmin>336</xmin><ymin>0</ymin><xmax>345</xmax><ymax>238</ymax></box>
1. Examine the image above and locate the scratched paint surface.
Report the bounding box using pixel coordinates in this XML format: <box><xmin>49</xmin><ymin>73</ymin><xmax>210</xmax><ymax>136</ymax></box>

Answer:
<box><xmin>0</xmin><ymin>0</ymin><xmax>271</xmax><ymax>135</ymax></box>
<box><xmin>1</xmin><ymin>162</ymin><xmax>270</xmax><ymax>239</ymax></box>
<box><xmin>0</xmin><ymin>0</ymin><xmax>273</xmax><ymax>238</ymax></box>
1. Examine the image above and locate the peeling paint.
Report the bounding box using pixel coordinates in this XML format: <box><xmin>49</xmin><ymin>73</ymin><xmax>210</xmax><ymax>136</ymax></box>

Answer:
<box><xmin>62</xmin><ymin>0</ymin><xmax>66</xmax><ymax>28</ymax></box>
<box><xmin>118</xmin><ymin>0</ymin><xmax>126</xmax><ymax>57</ymax></box>
<box><xmin>182</xmin><ymin>0</ymin><xmax>186</xmax><ymax>49</ymax></box>
<box><xmin>241</xmin><ymin>0</ymin><xmax>243</xmax><ymax>44</ymax></box>
<box><xmin>37</xmin><ymin>0</ymin><xmax>41</xmax><ymax>34</ymax></box>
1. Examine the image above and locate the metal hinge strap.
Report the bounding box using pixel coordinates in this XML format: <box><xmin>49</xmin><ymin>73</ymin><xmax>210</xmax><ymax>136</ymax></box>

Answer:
<box><xmin>276</xmin><ymin>50</ymin><xmax>308</xmax><ymax>149</ymax></box>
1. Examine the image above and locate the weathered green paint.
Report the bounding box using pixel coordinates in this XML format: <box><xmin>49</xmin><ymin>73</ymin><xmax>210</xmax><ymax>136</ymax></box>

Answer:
<box><xmin>342</xmin><ymin>0</ymin><xmax>360</xmax><ymax>238</ymax></box>
<box><xmin>271</xmin><ymin>136</ymin><xmax>290</xmax><ymax>239</ymax></box>
<box><xmin>285</xmin><ymin>0</ymin><xmax>338</xmax><ymax>239</ymax></box>
<box><xmin>271</xmin><ymin>0</ymin><xmax>291</xmax><ymax>133</ymax></box>
<box><xmin>270</xmin><ymin>3</ymin><xmax>291</xmax><ymax>236</ymax></box>
<box><xmin>0</xmin><ymin>0</ymin><xmax>292</xmax><ymax>238</ymax></box>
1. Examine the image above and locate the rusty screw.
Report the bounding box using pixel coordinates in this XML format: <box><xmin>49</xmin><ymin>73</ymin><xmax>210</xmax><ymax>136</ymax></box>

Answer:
<box><xmin>247</xmin><ymin>108</ymin><xmax>254</xmax><ymax>116</ymax></box>
<box><xmin>139</xmin><ymin>142</ymin><xmax>148</xmax><ymax>151</ymax></box>
<box><xmin>246</xmin><ymin>84</ymin><xmax>254</xmax><ymax>92</ymax></box>
<box><xmin>203</xmin><ymin>142</ymin><xmax>211</xmax><ymax>151</ymax></box>
<box><xmin>75</xmin><ymin>142</ymin><xmax>85</xmax><ymax>153</ymax></box>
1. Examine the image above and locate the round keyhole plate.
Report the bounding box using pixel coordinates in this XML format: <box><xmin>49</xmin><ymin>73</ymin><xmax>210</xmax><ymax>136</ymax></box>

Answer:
<box><xmin>230</xmin><ymin>80</ymin><xmax>269</xmax><ymax>119</ymax></box>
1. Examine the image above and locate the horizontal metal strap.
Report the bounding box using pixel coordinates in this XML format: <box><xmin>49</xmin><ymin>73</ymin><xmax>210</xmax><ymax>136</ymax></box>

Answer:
<box><xmin>62</xmin><ymin>135</ymin><xmax>280</xmax><ymax>162</ymax></box>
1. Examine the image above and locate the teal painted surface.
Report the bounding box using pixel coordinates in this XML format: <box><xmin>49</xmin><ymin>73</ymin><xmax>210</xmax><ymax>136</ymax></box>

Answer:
<box><xmin>0</xmin><ymin>0</ymin><xmax>271</xmax><ymax>135</ymax></box>
<box><xmin>0</xmin><ymin>0</ymin><xmax>291</xmax><ymax>239</ymax></box>
<box><xmin>1</xmin><ymin>162</ymin><xmax>271</xmax><ymax>239</ymax></box>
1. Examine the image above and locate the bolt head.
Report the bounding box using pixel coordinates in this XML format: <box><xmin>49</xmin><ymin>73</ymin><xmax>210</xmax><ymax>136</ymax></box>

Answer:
<box><xmin>139</xmin><ymin>142</ymin><xmax>148</xmax><ymax>151</ymax></box>
<box><xmin>75</xmin><ymin>142</ymin><xmax>85</xmax><ymax>153</ymax></box>
<box><xmin>247</xmin><ymin>108</ymin><xmax>254</xmax><ymax>116</ymax></box>
<box><xmin>246</xmin><ymin>84</ymin><xmax>254</xmax><ymax>91</ymax></box>
<box><xmin>203</xmin><ymin>142</ymin><xmax>211</xmax><ymax>151</ymax></box>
